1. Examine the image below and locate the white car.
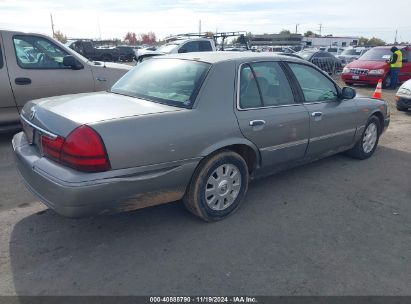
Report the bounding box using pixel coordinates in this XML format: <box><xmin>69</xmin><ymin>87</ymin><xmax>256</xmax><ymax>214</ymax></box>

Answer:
<box><xmin>396</xmin><ymin>79</ymin><xmax>411</xmax><ymax>111</ymax></box>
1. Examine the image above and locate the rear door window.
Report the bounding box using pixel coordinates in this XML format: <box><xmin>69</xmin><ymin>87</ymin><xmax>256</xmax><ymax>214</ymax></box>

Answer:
<box><xmin>199</xmin><ymin>41</ymin><xmax>212</xmax><ymax>51</ymax></box>
<box><xmin>239</xmin><ymin>61</ymin><xmax>295</xmax><ymax>109</ymax></box>
<box><xmin>179</xmin><ymin>41</ymin><xmax>199</xmax><ymax>53</ymax></box>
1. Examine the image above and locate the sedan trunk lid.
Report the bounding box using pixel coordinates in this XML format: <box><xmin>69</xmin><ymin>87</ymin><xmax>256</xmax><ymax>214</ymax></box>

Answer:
<box><xmin>21</xmin><ymin>91</ymin><xmax>184</xmax><ymax>137</ymax></box>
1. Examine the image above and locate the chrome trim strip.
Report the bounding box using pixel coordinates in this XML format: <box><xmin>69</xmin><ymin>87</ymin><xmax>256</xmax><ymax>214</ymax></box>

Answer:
<box><xmin>261</xmin><ymin>139</ymin><xmax>309</xmax><ymax>152</ymax></box>
<box><xmin>20</xmin><ymin>115</ymin><xmax>58</xmax><ymax>139</ymax></box>
<box><xmin>310</xmin><ymin>128</ymin><xmax>356</xmax><ymax>142</ymax></box>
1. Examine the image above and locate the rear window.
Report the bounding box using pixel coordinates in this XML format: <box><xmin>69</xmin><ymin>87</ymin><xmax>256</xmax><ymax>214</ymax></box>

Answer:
<box><xmin>111</xmin><ymin>58</ymin><xmax>210</xmax><ymax>109</ymax></box>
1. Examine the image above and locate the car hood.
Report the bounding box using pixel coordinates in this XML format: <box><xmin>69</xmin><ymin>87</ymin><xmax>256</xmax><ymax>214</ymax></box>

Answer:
<box><xmin>396</xmin><ymin>79</ymin><xmax>411</xmax><ymax>98</ymax></box>
<box><xmin>22</xmin><ymin>92</ymin><xmax>183</xmax><ymax>137</ymax></box>
<box><xmin>89</xmin><ymin>61</ymin><xmax>133</xmax><ymax>71</ymax></box>
<box><xmin>346</xmin><ymin>60</ymin><xmax>388</xmax><ymax>69</ymax></box>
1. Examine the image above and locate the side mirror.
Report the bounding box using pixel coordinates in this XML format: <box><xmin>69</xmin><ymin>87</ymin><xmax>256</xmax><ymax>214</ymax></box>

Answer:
<box><xmin>63</xmin><ymin>55</ymin><xmax>83</xmax><ymax>70</ymax></box>
<box><xmin>341</xmin><ymin>86</ymin><xmax>356</xmax><ymax>99</ymax></box>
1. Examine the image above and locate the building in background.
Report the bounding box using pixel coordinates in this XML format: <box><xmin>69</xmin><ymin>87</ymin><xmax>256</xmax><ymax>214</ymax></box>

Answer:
<box><xmin>250</xmin><ymin>33</ymin><xmax>303</xmax><ymax>46</ymax></box>
<box><xmin>302</xmin><ymin>36</ymin><xmax>360</xmax><ymax>47</ymax></box>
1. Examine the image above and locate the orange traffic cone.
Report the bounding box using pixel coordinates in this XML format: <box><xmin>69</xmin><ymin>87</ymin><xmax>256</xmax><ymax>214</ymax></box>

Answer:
<box><xmin>373</xmin><ymin>79</ymin><xmax>383</xmax><ymax>99</ymax></box>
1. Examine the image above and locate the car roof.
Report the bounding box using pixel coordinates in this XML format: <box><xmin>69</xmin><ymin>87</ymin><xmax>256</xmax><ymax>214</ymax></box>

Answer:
<box><xmin>157</xmin><ymin>51</ymin><xmax>305</xmax><ymax>64</ymax></box>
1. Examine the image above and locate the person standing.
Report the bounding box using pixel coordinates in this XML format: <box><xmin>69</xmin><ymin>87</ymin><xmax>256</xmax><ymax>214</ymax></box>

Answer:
<box><xmin>388</xmin><ymin>46</ymin><xmax>403</xmax><ymax>89</ymax></box>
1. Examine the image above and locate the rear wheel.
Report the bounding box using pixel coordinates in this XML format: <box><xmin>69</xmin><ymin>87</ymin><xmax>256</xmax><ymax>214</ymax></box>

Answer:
<box><xmin>183</xmin><ymin>151</ymin><xmax>249</xmax><ymax>222</ymax></box>
<box><xmin>101</xmin><ymin>54</ymin><xmax>112</xmax><ymax>62</ymax></box>
<box><xmin>345</xmin><ymin>116</ymin><xmax>381</xmax><ymax>160</ymax></box>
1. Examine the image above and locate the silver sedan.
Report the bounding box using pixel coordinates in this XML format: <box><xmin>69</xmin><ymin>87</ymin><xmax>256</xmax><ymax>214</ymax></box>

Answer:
<box><xmin>13</xmin><ymin>52</ymin><xmax>390</xmax><ymax>221</ymax></box>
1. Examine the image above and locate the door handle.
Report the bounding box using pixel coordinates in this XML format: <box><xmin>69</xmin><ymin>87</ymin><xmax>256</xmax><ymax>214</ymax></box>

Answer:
<box><xmin>311</xmin><ymin>112</ymin><xmax>323</xmax><ymax>117</ymax></box>
<box><xmin>249</xmin><ymin>120</ymin><xmax>266</xmax><ymax>126</ymax></box>
<box><xmin>96</xmin><ymin>77</ymin><xmax>107</xmax><ymax>82</ymax></box>
<box><xmin>15</xmin><ymin>78</ymin><xmax>32</xmax><ymax>85</ymax></box>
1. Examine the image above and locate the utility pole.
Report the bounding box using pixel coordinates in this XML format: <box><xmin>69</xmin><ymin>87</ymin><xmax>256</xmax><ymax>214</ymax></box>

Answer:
<box><xmin>394</xmin><ymin>29</ymin><xmax>398</xmax><ymax>44</ymax></box>
<box><xmin>295</xmin><ymin>24</ymin><xmax>299</xmax><ymax>34</ymax></box>
<box><xmin>50</xmin><ymin>13</ymin><xmax>55</xmax><ymax>37</ymax></box>
<box><xmin>319</xmin><ymin>24</ymin><xmax>322</xmax><ymax>37</ymax></box>
<box><xmin>199</xmin><ymin>20</ymin><xmax>201</xmax><ymax>36</ymax></box>
<box><xmin>97</xmin><ymin>16</ymin><xmax>102</xmax><ymax>40</ymax></box>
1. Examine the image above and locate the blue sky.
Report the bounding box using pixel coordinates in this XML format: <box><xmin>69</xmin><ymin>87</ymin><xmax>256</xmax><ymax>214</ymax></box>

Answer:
<box><xmin>1</xmin><ymin>0</ymin><xmax>410</xmax><ymax>43</ymax></box>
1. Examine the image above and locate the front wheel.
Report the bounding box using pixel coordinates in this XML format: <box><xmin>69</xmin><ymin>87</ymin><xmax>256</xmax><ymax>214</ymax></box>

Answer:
<box><xmin>183</xmin><ymin>151</ymin><xmax>249</xmax><ymax>222</ymax></box>
<box><xmin>345</xmin><ymin>116</ymin><xmax>381</xmax><ymax>160</ymax></box>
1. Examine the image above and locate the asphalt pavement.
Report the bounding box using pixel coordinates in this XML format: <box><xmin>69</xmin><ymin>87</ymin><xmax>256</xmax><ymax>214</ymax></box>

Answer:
<box><xmin>0</xmin><ymin>86</ymin><xmax>410</xmax><ymax>296</ymax></box>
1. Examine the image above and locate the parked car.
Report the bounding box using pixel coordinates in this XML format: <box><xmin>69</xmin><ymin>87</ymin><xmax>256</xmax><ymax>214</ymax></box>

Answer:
<box><xmin>116</xmin><ymin>46</ymin><xmax>135</xmax><ymax>62</ymax></box>
<box><xmin>13</xmin><ymin>53</ymin><xmax>390</xmax><ymax>221</ymax></box>
<box><xmin>135</xmin><ymin>38</ymin><xmax>216</xmax><ymax>62</ymax></box>
<box><xmin>341</xmin><ymin>46</ymin><xmax>411</xmax><ymax>88</ymax></box>
<box><xmin>0</xmin><ymin>30</ymin><xmax>132</xmax><ymax>132</ymax></box>
<box><xmin>337</xmin><ymin>47</ymin><xmax>369</xmax><ymax>65</ymax></box>
<box><xmin>67</xmin><ymin>40</ymin><xmax>120</xmax><ymax>62</ymax></box>
<box><xmin>319</xmin><ymin>47</ymin><xmax>345</xmax><ymax>56</ymax></box>
<box><xmin>297</xmin><ymin>50</ymin><xmax>342</xmax><ymax>74</ymax></box>
<box><xmin>395</xmin><ymin>79</ymin><xmax>411</xmax><ymax>111</ymax></box>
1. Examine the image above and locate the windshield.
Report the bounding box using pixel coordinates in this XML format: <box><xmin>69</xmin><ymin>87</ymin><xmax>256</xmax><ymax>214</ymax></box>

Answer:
<box><xmin>341</xmin><ymin>49</ymin><xmax>361</xmax><ymax>56</ymax></box>
<box><xmin>359</xmin><ymin>48</ymin><xmax>392</xmax><ymax>61</ymax></box>
<box><xmin>157</xmin><ymin>44</ymin><xmax>179</xmax><ymax>53</ymax></box>
<box><xmin>111</xmin><ymin>58</ymin><xmax>210</xmax><ymax>108</ymax></box>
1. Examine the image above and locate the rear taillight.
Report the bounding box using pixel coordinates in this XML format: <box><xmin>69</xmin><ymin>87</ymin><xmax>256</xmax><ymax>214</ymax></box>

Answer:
<box><xmin>41</xmin><ymin>135</ymin><xmax>64</xmax><ymax>161</ymax></box>
<box><xmin>41</xmin><ymin>125</ymin><xmax>111</xmax><ymax>172</ymax></box>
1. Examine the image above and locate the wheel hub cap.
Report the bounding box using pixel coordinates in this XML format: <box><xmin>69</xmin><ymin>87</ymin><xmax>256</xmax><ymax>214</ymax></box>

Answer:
<box><xmin>362</xmin><ymin>123</ymin><xmax>377</xmax><ymax>154</ymax></box>
<box><xmin>205</xmin><ymin>164</ymin><xmax>242</xmax><ymax>211</ymax></box>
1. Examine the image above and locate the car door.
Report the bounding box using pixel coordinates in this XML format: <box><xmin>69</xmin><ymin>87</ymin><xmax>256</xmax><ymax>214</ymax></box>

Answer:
<box><xmin>0</xmin><ymin>33</ymin><xmax>20</xmax><ymax>125</ymax></box>
<box><xmin>235</xmin><ymin>61</ymin><xmax>310</xmax><ymax>168</ymax></box>
<box><xmin>286</xmin><ymin>62</ymin><xmax>358</xmax><ymax>159</ymax></box>
<box><xmin>2</xmin><ymin>32</ymin><xmax>95</xmax><ymax>109</ymax></box>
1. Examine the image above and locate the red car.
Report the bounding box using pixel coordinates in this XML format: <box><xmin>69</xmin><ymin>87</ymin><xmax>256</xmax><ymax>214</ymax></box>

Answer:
<box><xmin>341</xmin><ymin>46</ymin><xmax>411</xmax><ymax>88</ymax></box>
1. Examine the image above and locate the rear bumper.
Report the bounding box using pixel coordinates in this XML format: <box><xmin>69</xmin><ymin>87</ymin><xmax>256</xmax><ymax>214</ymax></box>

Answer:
<box><xmin>13</xmin><ymin>132</ymin><xmax>199</xmax><ymax>217</ymax></box>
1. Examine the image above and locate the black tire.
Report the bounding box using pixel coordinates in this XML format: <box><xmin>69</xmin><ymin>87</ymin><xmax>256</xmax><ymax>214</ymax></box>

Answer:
<box><xmin>382</xmin><ymin>74</ymin><xmax>391</xmax><ymax>89</ymax></box>
<box><xmin>396</xmin><ymin>106</ymin><xmax>408</xmax><ymax>112</ymax></box>
<box><xmin>101</xmin><ymin>54</ymin><xmax>112</xmax><ymax>62</ymax></box>
<box><xmin>345</xmin><ymin>116</ymin><xmax>381</xmax><ymax>160</ymax></box>
<box><xmin>183</xmin><ymin>151</ymin><xmax>249</xmax><ymax>222</ymax></box>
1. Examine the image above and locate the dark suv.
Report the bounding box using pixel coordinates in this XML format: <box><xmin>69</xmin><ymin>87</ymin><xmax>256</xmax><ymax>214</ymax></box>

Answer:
<box><xmin>116</xmin><ymin>46</ymin><xmax>135</xmax><ymax>62</ymax></box>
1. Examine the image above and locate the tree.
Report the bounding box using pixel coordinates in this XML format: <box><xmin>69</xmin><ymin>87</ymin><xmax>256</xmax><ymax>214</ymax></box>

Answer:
<box><xmin>54</xmin><ymin>30</ymin><xmax>67</xmax><ymax>44</ymax></box>
<box><xmin>359</xmin><ymin>36</ymin><xmax>385</xmax><ymax>46</ymax></box>
<box><xmin>279</xmin><ymin>29</ymin><xmax>291</xmax><ymax>35</ymax></box>
<box><xmin>139</xmin><ymin>31</ymin><xmax>157</xmax><ymax>45</ymax></box>
<box><xmin>234</xmin><ymin>32</ymin><xmax>253</xmax><ymax>44</ymax></box>
<box><xmin>367</xmin><ymin>37</ymin><xmax>386</xmax><ymax>46</ymax></box>
<box><xmin>124</xmin><ymin>32</ymin><xmax>138</xmax><ymax>45</ymax></box>
<box><xmin>304</xmin><ymin>30</ymin><xmax>319</xmax><ymax>37</ymax></box>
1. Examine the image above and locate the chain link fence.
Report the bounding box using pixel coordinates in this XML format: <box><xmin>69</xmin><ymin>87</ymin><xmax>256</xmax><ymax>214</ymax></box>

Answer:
<box><xmin>310</xmin><ymin>57</ymin><xmax>343</xmax><ymax>80</ymax></box>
